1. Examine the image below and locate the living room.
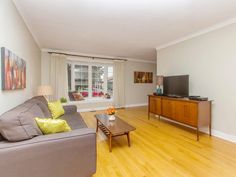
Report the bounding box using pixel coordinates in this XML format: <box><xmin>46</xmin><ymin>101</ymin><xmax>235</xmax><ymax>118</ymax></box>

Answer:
<box><xmin>1</xmin><ymin>0</ymin><xmax>236</xmax><ymax>177</ymax></box>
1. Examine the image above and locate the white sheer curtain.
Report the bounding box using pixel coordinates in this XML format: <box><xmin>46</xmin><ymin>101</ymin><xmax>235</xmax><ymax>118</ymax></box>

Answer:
<box><xmin>113</xmin><ymin>60</ymin><xmax>125</xmax><ymax>108</ymax></box>
<box><xmin>50</xmin><ymin>54</ymin><xmax>68</xmax><ymax>101</ymax></box>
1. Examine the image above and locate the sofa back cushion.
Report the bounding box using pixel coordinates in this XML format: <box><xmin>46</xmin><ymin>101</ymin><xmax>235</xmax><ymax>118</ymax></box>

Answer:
<box><xmin>24</xmin><ymin>96</ymin><xmax>51</xmax><ymax>118</ymax></box>
<box><xmin>0</xmin><ymin>101</ymin><xmax>45</xmax><ymax>142</ymax></box>
<box><xmin>60</xmin><ymin>112</ymin><xmax>87</xmax><ymax>130</ymax></box>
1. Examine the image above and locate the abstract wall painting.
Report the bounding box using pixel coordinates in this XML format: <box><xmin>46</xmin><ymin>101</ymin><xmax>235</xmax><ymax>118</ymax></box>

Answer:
<box><xmin>1</xmin><ymin>47</ymin><xmax>26</xmax><ymax>90</ymax></box>
<box><xmin>134</xmin><ymin>71</ymin><xmax>153</xmax><ymax>83</ymax></box>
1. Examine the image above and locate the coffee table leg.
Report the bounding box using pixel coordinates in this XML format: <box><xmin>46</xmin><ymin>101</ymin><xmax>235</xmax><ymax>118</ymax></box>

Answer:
<box><xmin>127</xmin><ymin>133</ymin><xmax>131</xmax><ymax>147</ymax></box>
<box><xmin>109</xmin><ymin>133</ymin><xmax>112</xmax><ymax>152</ymax></box>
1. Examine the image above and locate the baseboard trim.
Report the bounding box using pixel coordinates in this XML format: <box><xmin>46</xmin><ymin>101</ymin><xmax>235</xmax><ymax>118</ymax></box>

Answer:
<box><xmin>125</xmin><ymin>103</ymin><xmax>148</xmax><ymax>108</ymax></box>
<box><xmin>78</xmin><ymin>103</ymin><xmax>148</xmax><ymax>112</ymax></box>
<box><xmin>78</xmin><ymin>106</ymin><xmax>108</xmax><ymax>113</ymax></box>
<box><xmin>155</xmin><ymin>116</ymin><xmax>236</xmax><ymax>144</ymax></box>
<box><xmin>211</xmin><ymin>129</ymin><xmax>236</xmax><ymax>144</ymax></box>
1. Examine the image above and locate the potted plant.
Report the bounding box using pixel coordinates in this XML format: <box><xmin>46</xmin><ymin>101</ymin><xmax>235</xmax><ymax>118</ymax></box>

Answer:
<box><xmin>60</xmin><ymin>97</ymin><xmax>67</xmax><ymax>103</ymax></box>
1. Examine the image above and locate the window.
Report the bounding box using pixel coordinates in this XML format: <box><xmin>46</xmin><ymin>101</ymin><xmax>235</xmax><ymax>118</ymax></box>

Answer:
<box><xmin>107</xmin><ymin>66</ymin><xmax>113</xmax><ymax>96</ymax></box>
<box><xmin>92</xmin><ymin>66</ymin><xmax>105</xmax><ymax>98</ymax></box>
<box><xmin>68</xmin><ymin>62</ymin><xmax>113</xmax><ymax>101</ymax></box>
<box><xmin>74</xmin><ymin>65</ymin><xmax>89</xmax><ymax>97</ymax></box>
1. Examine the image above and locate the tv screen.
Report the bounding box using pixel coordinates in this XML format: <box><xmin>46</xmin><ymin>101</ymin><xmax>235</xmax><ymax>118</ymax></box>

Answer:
<box><xmin>163</xmin><ymin>75</ymin><xmax>189</xmax><ymax>97</ymax></box>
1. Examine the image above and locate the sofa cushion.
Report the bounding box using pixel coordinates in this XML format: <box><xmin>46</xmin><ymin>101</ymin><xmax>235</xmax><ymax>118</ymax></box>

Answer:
<box><xmin>0</xmin><ymin>103</ymin><xmax>44</xmax><ymax>142</ymax></box>
<box><xmin>60</xmin><ymin>112</ymin><xmax>87</xmax><ymax>130</ymax></box>
<box><xmin>72</xmin><ymin>93</ymin><xmax>84</xmax><ymax>101</ymax></box>
<box><xmin>37</xmin><ymin>101</ymin><xmax>52</xmax><ymax>118</ymax></box>
<box><xmin>48</xmin><ymin>101</ymin><xmax>65</xmax><ymax>119</ymax></box>
<box><xmin>25</xmin><ymin>96</ymin><xmax>51</xmax><ymax>118</ymax></box>
<box><xmin>35</xmin><ymin>118</ymin><xmax>71</xmax><ymax>135</ymax></box>
<box><xmin>32</xmin><ymin>96</ymin><xmax>48</xmax><ymax>105</ymax></box>
<box><xmin>63</xmin><ymin>105</ymin><xmax>77</xmax><ymax>114</ymax></box>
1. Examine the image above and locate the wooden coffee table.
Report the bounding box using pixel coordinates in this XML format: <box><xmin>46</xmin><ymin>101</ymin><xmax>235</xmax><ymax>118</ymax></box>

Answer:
<box><xmin>95</xmin><ymin>114</ymin><xmax>136</xmax><ymax>152</ymax></box>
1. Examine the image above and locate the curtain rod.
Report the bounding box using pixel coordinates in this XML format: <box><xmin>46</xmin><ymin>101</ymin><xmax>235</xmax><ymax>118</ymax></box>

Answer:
<box><xmin>48</xmin><ymin>51</ymin><xmax>127</xmax><ymax>61</ymax></box>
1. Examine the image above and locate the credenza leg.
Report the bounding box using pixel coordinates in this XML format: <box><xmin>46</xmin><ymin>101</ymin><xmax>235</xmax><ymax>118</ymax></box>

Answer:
<box><xmin>209</xmin><ymin>102</ymin><xmax>212</xmax><ymax>136</ymax></box>
<box><xmin>209</xmin><ymin>124</ymin><xmax>212</xmax><ymax>136</ymax></box>
<box><xmin>196</xmin><ymin>127</ymin><xmax>199</xmax><ymax>141</ymax></box>
<box><xmin>158</xmin><ymin>115</ymin><xmax>161</xmax><ymax>121</ymax></box>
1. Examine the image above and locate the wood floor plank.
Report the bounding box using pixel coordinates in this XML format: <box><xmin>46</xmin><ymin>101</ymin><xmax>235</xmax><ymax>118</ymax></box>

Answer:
<box><xmin>81</xmin><ymin>107</ymin><xmax>236</xmax><ymax>177</ymax></box>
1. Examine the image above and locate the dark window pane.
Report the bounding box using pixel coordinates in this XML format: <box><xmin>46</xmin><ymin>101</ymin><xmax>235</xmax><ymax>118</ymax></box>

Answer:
<box><xmin>67</xmin><ymin>64</ymin><xmax>72</xmax><ymax>91</ymax></box>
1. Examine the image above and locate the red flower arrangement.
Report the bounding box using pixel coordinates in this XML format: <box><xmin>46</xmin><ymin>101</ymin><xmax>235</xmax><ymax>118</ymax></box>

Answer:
<box><xmin>106</xmin><ymin>106</ymin><xmax>116</xmax><ymax>115</ymax></box>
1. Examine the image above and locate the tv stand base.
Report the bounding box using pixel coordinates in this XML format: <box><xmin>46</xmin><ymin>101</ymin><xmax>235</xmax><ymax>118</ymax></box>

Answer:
<box><xmin>148</xmin><ymin>95</ymin><xmax>212</xmax><ymax>141</ymax></box>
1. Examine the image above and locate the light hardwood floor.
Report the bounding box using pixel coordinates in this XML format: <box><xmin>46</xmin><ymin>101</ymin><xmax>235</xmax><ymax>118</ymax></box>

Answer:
<box><xmin>81</xmin><ymin>106</ymin><xmax>236</xmax><ymax>177</ymax></box>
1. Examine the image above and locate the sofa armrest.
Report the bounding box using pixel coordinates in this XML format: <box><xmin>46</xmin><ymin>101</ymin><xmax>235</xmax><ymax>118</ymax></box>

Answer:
<box><xmin>0</xmin><ymin>128</ymin><xmax>96</xmax><ymax>177</ymax></box>
<box><xmin>63</xmin><ymin>105</ymin><xmax>77</xmax><ymax>114</ymax></box>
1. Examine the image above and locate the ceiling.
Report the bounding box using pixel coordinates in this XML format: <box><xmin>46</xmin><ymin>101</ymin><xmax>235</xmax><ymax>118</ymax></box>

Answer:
<box><xmin>14</xmin><ymin>0</ymin><xmax>236</xmax><ymax>61</ymax></box>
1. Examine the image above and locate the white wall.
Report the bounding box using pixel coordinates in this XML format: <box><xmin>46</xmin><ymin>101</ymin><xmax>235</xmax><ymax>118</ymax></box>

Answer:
<box><xmin>125</xmin><ymin>61</ymin><xmax>156</xmax><ymax>106</ymax></box>
<box><xmin>0</xmin><ymin>0</ymin><xmax>41</xmax><ymax>114</ymax></box>
<box><xmin>41</xmin><ymin>51</ymin><xmax>156</xmax><ymax>109</ymax></box>
<box><xmin>157</xmin><ymin>23</ymin><xmax>236</xmax><ymax>140</ymax></box>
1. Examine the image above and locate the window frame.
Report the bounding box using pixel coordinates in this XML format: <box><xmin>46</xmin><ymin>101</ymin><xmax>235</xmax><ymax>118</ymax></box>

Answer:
<box><xmin>68</xmin><ymin>60</ymin><xmax>113</xmax><ymax>100</ymax></box>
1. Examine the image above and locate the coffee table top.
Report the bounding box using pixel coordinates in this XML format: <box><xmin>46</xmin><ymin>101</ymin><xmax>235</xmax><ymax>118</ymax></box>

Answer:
<box><xmin>95</xmin><ymin>114</ymin><xmax>136</xmax><ymax>135</ymax></box>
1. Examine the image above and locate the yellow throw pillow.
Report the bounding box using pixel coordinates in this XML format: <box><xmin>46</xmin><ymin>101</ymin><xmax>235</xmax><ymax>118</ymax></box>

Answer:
<box><xmin>48</xmin><ymin>100</ymin><xmax>65</xmax><ymax>119</ymax></box>
<box><xmin>35</xmin><ymin>118</ymin><xmax>71</xmax><ymax>135</ymax></box>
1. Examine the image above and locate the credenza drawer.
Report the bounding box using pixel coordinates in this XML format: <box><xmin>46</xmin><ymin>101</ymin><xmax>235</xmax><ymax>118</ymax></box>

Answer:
<box><xmin>149</xmin><ymin>96</ymin><xmax>162</xmax><ymax>115</ymax></box>
<box><xmin>162</xmin><ymin>99</ymin><xmax>175</xmax><ymax>119</ymax></box>
<box><xmin>174</xmin><ymin>101</ymin><xmax>198</xmax><ymax>127</ymax></box>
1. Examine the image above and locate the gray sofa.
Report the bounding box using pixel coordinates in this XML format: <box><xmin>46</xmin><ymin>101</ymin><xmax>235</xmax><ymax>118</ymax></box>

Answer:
<box><xmin>0</xmin><ymin>96</ymin><xmax>96</xmax><ymax>177</ymax></box>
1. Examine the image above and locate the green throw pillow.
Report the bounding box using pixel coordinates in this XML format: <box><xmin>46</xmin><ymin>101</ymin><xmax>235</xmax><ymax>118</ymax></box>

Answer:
<box><xmin>48</xmin><ymin>100</ymin><xmax>65</xmax><ymax>119</ymax></box>
<box><xmin>35</xmin><ymin>118</ymin><xmax>71</xmax><ymax>135</ymax></box>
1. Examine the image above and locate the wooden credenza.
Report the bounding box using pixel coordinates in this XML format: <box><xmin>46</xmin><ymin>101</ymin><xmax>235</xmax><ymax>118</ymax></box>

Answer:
<box><xmin>148</xmin><ymin>95</ymin><xmax>212</xmax><ymax>140</ymax></box>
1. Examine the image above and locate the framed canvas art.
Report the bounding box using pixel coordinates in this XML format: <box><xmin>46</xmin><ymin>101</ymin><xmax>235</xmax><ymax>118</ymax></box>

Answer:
<box><xmin>134</xmin><ymin>71</ymin><xmax>153</xmax><ymax>83</ymax></box>
<box><xmin>1</xmin><ymin>47</ymin><xmax>26</xmax><ymax>90</ymax></box>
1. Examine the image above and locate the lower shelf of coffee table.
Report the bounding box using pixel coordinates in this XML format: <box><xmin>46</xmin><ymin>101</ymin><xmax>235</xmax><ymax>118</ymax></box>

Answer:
<box><xmin>98</xmin><ymin>124</ymin><xmax>110</xmax><ymax>136</ymax></box>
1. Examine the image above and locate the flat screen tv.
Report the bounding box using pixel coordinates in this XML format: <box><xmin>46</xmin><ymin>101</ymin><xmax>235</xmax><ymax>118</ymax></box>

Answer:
<box><xmin>163</xmin><ymin>75</ymin><xmax>189</xmax><ymax>97</ymax></box>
